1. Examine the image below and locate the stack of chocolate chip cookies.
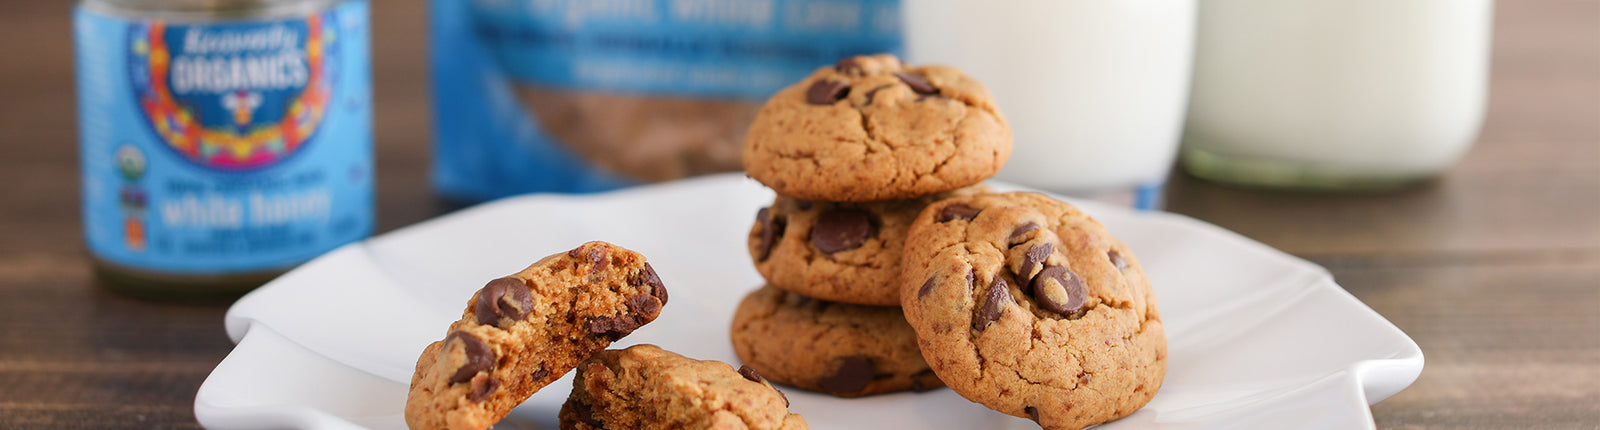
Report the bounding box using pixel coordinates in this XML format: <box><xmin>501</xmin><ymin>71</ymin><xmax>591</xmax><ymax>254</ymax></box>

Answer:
<box><xmin>730</xmin><ymin>54</ymin><xmax>1168</xmax><ymax>430</ymax></box>
<box><xmin>729</xmin><ymin>54</ymin><xmax>1012</xmax><ymax>397</ymax></box>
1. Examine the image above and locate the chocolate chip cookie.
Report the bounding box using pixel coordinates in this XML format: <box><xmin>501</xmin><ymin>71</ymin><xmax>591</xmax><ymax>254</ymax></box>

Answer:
<box><xmin>560</xmin><ymin>344</ymin><xmax>807</xmax><ymax>430</ymax></box>
<box><xmin>741</xmin><ymin>54</ymin><xmax>1011</xmax><ymax>202</ymax></box>
<box><xmin>748</xmin><ymin>185</ymin><xmax>987</xmax><ymax>306</ymax></box>
<box><xmin>730</xmin><ymin>285</ymin><xmax>943</xmax><ymax>398</ymax></box>
<box><xmin>899</xmin><ymin>193</ymin><xmax>1166</xmax><ymax>430</ymax></box>
<box><xmin>405</xmin><ymin>242</ymin><xmax>669</xmax><ymax>430</ymax></box>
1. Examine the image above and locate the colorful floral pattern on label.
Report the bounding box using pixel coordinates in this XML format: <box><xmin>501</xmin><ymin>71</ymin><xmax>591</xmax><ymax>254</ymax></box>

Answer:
<box><xmin>77</xmin><ymin>1</ymin><xmax>373</xmax><ymax>274</ymax></box>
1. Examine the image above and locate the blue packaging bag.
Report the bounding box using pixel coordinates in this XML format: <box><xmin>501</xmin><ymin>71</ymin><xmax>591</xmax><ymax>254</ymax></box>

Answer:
<box><xmin>431</xmin><ymin>0</ymin><xmax>902</xmax><ymax>202</ymax></box>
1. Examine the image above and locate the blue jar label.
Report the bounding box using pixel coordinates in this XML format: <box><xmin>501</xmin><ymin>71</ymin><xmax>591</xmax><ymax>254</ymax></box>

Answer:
<box><xmin>77</xmin><ymin>1</ymin><xmax>373</xmax><ymax>274</ymax></box>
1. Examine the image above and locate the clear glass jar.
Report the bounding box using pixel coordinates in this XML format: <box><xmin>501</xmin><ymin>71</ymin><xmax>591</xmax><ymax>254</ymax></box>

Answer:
<box><xmin>1180</xmin><ymin>0</ymin><xmax>1493</xmax><ymax>190</ymax></box>
<box><xmin>904</xmin><ymin>0</ymin><xmax>1196</xmax><ymax>209</ymax></box>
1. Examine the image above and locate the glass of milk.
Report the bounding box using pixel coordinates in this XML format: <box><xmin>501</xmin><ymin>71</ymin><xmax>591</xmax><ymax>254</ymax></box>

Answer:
<box><xmin>1181</xmin><ymin>0</ymin><xmax>1493</xmax><ymax>190</ymax></box>
<box><xmin>902</xmin><ymin>0</ymin><xmax>1197</xmax><ymax>209</ymax></box>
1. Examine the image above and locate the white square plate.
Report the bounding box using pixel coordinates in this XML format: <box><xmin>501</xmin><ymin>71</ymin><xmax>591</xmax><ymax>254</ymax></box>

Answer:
<box><xmin>194</xmin><ymin>174</ymin><xmax>1422</xmax><ymax>430</ymax></box>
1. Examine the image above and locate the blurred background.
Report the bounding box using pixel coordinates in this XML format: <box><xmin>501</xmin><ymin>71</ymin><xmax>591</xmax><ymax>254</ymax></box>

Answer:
<box><xmin>0</xmin><ymin>0</ymin><xmax>1595</xmax><ymax>428</ymax></box>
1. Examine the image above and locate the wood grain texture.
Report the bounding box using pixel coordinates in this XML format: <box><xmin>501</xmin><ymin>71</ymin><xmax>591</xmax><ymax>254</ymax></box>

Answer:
<box><xmin>0</xmin><ymin>0</ymin><xmax>1594</xmax><ymax>429</ymax></box>
<box><xmin>1344</xmin><ymin>259</ymin><xmax>1600</xmax><ymax>429</ymax></box>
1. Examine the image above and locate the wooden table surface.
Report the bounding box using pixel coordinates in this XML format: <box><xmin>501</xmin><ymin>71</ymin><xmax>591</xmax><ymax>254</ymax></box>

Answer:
<box><xmin>1</xmin><ymin>0</ymin><xmax>1595</xmax><ymax>428</ymax></box>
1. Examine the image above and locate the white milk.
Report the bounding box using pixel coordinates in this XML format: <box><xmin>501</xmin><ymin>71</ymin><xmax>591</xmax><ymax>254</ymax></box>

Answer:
<box><xmin>903</xmin><ymin>0</ymin><xmax>1196</xmax><ymax>207</ymax></box>
<box><xmin>1181</xmin><ymin>0</ymin><xmax>1492</xmax><ymax>189</ymax></box>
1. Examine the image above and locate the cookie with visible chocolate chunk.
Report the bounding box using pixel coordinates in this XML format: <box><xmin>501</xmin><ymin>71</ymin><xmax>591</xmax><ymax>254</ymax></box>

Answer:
<box><xmin>730</xmin><ymin>285</ymin><xmax>943</xmax><ymax>398</ymax></box>
<box><xmin>560</xmin><ymin>344</ymin><xmax>807</xmax><ymax>430</ymax></box>
<box><xmin>404</xmin><ymin>241</ymin><xmax>669</xmax><ymax>430</ymax></box>
<box><xmin>741</xmin><ymin>54</ymin><xmax>1011</xmax><ymax>202</ymax></box>
<box><xmin>899</xmin><ymin>192</ymin><xmax>1166</xmax><ymax>430</ymax></box>
<box><xmin>748</xmin><ymin>184</ymin><xmax>987</xmax><ymax>306</ymax></box>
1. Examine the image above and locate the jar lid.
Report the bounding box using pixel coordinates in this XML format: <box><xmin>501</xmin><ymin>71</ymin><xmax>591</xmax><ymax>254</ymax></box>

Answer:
<box><xmin>84</xmin><ymin>0</ymin><xmax>337</xmax><ymax>21</ymax></box>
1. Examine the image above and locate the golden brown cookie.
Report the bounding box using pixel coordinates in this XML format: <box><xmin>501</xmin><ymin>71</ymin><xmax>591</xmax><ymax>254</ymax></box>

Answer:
<box><xmin>741</xmin><ymin>54</ymin><xmax>1011</xmax><ymax>202</ymax></box>
<box><xmin>899</xmin><ymin>193</ymin><xmax>1166</xmax><ymax>430</ymax></box>
<box><xmin>748</xmin><ymin>185</ymin><xmax>987</xmax><ymax>306</ymax></box>
<box><xmin>730</xmin><ymin>285</ymin><xmax>943</xmax><ymax>398</ymax></box>
<box><xmin>405</xmin><ymin>242</ymin><xmax>669</xmax><ymax>430</ymax></box>
<box><xmin>559</xmin><ymin>344</ymin><xmax>807</xmax><ymax>430</ymax></box>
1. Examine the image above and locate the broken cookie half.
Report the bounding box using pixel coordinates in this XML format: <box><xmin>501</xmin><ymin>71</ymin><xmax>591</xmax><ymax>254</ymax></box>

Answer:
<box><xmin>561</xmin><ymin>344</ymin><xmax>807</xmax><ymax>430</ymax></box>
<box><xmin>405</xmin><ymin>241</ymin><xmax>669</xmax><ymax>430</ymax></box>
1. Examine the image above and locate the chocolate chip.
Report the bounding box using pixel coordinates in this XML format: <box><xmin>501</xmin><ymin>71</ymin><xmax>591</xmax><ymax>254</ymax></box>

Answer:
<box><xmin>739</xmin><ymin>366</ymin><xmax>790</xmax><ymax>406</ymax></box>
<box><xmin>1009</xmin><ymin>222</ymin><xmax>1040</xmax><ymax>243</ymax></box>
<box><xmin>738</xmin><ymin>365</ymin><xmax>765</xmax><ymax>383</ymax></box>
<box><xmin>937</xmin><ymin>204</ymin><xmax>981</xmax><ymax>222</ymax></box>
<box><xmin>1109</xmin><ymin>249</ymin><xmax>1128</xmax><ymax>271</ymax></box>
<box><xmin>1030</xmin><ymin>265</ymin><xmax>1087</xmax><ymax>316</ymax></box>
<box><xmin>445</xmin><ymin>331</ymin><xmax>494</xmax><ymax>384</ymax></box>
<box><xmin>811</xmin><ymin>208</ymin><xmax>872</xmax><ymax>253</ymax></box>
<box><xmin>973</xmin><ymin>277</ymin><xmax>1015</xmax><ymax>331</ymax></box>
<box><xmin>817</xmin><ymin>356</ymin><xmax>875</xmax><ymax>395</ymax></box>
<box><xmin>475</xmin><ymin>277</ymin><xmax>534</xmax><ymax>326</ymax></box>
<box><xmin>585</xmin><ymin>313</ymin><xmax>645</xmax><ymax>337</ymax></box>
<box><xmin>1078</xmin><ymin>372</ymin><xmax>1093</xmax><ymax>385</ymax></box>
<box><xmin>530</xmin><ymin>368</ymin><xmax>551</xmax><ymax>383</ymax></box>
<box><xmin>806</xmin><ymin>79</ymin><xmax>850</xmax><ymax>105</ymax></box>
<box><xmin>1016</xmin><ymin>243</ymin><xmax>1053</xmax><ymax>284</ymax></box>
<box><xmin>835</xmin><ymin>57</ymin><xmax>862</xmax><ymax>73</ymax></box>
<box><xmin>569</xmin><ymin>398</ymin><xmax>604</xmax><ymax>427</ymax></box>
<box><xmin>634</xmin><ymin>262</ymin><xmax>668</xmax><ymax>305</ymax></box>
<box><xmin>1025</xmin><ymin>406</ymin><xmax>1040</xmax><ymax>422</ymax></box>
<box><xmin>910</xmin><ymin>369</ymin><xmax>943</xmax><ymax>392</ymax></box>
<box><xmin>755</xmin><ymin>207</ymin><xmax>785</xmax><ymax>262</ymax></box>
<box><xmin>917</xmin><ymin>276</ymin><xmax>938</xmax><ymax>298</ymax></box>
<box><xmin>895</xmin><ymin>72</ymin><xmax>938</xmax><ymax>95</ymax></box>
<box><xmin>468</xmin><ymin>373</ymin><xmax>500</xmax><ymax>403</ymax></box>
<box><xmin>626</xmin><ymin>293</ymin><xmax>662</xmax><ymax>320</ymax></box>
<box><xmin>585</xmin><ymin>246</ymin><xmax>609</xmax><ymax>275</ymax></box>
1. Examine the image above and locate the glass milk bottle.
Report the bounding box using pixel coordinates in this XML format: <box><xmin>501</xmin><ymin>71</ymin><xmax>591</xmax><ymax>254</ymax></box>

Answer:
<box><xmin>903</xmin><ymin>0</ymin><xmax>1197</xmax><ymax>209</ymax></box>
<box><xmin>1181</xmin><ymin>0</ymin><xmax>1493</xmax><ymax>190</ymax></box>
